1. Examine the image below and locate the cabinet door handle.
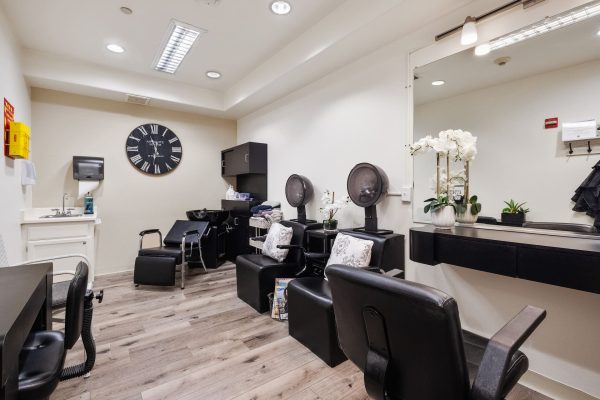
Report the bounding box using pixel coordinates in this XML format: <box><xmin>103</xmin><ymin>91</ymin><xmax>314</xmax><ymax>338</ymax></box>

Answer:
<box><xmin>221</xmin><ymin>160</ymin><xmax>225</xmax><ymax>167</ymax></box>
<box><xmin>234</xmin><ymin>217</ymin><xmax>239</xmax><ymax>226</ymax></box>
<box><xmin>244</xmin><ymin>154</ymin><xmax>249</xmax><ymax>163</ymax></box>
<box><xmin>83</xmin><ymin>241</ymin><xmax>87</xmax><ymax>245</ymax></box>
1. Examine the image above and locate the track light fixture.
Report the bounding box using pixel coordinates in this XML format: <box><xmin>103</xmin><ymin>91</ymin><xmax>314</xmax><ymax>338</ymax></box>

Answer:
<box><xmin>435</xmin><ymin>0</ymin><xmax>547</xmax><ymax>43</ymax></box>
<box><xmin>461</xmin><ymin>16</ymin><xmax>478</xmax><ymax>45</ymax></box>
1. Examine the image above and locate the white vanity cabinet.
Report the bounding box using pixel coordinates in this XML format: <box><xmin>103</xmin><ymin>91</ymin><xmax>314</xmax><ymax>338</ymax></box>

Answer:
<box><xmin>21</xmin><ymin>208</ymin><xmax>98</xmax><ymax>284</ymax></box>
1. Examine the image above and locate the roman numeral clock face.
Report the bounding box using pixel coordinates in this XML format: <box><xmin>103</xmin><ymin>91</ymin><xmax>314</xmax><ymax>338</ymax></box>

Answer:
<box><xmin>126</xmin><ymin>124</ymin><xmax>182</xmax><ymax>175</ymax></box>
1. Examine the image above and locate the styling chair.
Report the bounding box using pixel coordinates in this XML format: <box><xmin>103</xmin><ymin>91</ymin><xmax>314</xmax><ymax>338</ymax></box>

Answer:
<box><xmin>18</xmin><ymin>262</ymin><xmax>103</xmax><ymax>400</ymax></box>
<box><xmin>135</xmin><ymin>220</ymin><xmax>211</xmax><ymax>289</ymax></box>
<box><xmin>286</xmin><ymin>230</ymin><xmax>404</xmax><ymax>367</ymax></box>
<box><xmin>0</xmin><ymin>235</ymin><xmax>95</xmax><ymax>323</ymax></box>
<box><xmin>522</xmin><ymin>221</ymin><xmax>598</xmax><ymax>234</ymax></box>
<box><xmin>236</xmin><ymin>220</ymin><xmax>310</xmax><ymax>313</ymax></box>
<box><xmin>327</xmin><ymin>265</ymin><xmax>546</xmax><ymax>400</ymax></box>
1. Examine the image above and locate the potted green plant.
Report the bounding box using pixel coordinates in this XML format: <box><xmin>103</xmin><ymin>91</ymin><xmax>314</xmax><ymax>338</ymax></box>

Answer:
<box><xmin>501</xmin><ymin>199</ymin><xmax>530</xmax><ymax>226</ymax></box>
<box><xmin>424</xmin><ymin>195</ymin><xmax>455</xmax><ymax>229</ymax></box>
<box><xmin>455</xmin><ymin>195</ymin><xmax>482</xmax><ymax>224</ymax></box>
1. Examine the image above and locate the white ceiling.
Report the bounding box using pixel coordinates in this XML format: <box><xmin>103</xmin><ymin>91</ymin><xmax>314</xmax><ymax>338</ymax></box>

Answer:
<box><xmin>415</xmin><ymin>14</ymin><xmax>600</xmax><ymax>105</ymax></box>
<box><xmin>2</xmin><ymin>0</ymin><xmax>347</xmax><ymax>90</ymax></box>
<box><xmin>1</xmin><ymin>0</ymin><xmax>505</xmax><ymax>118</ymax></box>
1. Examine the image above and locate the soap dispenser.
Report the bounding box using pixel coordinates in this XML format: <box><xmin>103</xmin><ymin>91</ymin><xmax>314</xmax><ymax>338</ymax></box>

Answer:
<box><xmin>84</xmin><ymin>192</ymin><xmax>94</xmax><ymax>215</ymax></box>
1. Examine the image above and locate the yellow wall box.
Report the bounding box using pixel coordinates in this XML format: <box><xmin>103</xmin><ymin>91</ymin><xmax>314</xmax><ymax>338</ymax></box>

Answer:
<box><xmin>8</xmin><ymin>121</ymin><xmax>30</xmax><ymax>159</ymax></box>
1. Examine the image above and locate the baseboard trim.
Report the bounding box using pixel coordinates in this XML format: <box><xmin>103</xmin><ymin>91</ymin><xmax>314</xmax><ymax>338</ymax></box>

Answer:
<box><xmin>521</xmin><ymin>371</ymin><xmax>598</xmax><ymax>400</ymax></box>
<box><xmin>95</xmin><ymin>268</ymin><xmax>133</xmax><ymax>277</ymax></box>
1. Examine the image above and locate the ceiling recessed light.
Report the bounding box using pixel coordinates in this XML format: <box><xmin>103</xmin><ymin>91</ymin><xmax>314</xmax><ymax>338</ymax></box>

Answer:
<box><xmin>271</xmin><ymin>0</ymin><xmax>291</xmax><ymax>15</ymax></box>
<box><xmin>206</xmin><ymin>71</ymin><xmax>221</xmax><ymax>79</ymax></box>
<box><xmin>106</xmin><ymin>43</ymin><xmax>125</xmax><ymax>53</ymax></box>
<box><xmin>154</xmin><ymin>20</ymin><xmax>206</xmax><ymax>74</ymax></box>
<box><xmin>597</xmin><ymin>29</ymin><xmax>600</xmax><ymax>36</ymax></box>
<box><xmin>474</xmin><ymin>42</ymin><xmax>491</xmax><ymax>56</ymax></box>
<box><xmin>120</xmin><ymin>6</ymin><xmax>133</xmax><ymax>15</ymax></box>
<box><xmin>431</xmin><ymin>80</ymin><xmax>446</xmax><ymax>86</ymax></box>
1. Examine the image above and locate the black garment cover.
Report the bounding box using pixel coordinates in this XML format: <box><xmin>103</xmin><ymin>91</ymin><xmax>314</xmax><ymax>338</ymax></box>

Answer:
<box><xmin>572</xmin><ymin>160</ymin><xmax>600</xmax><ymax>228</ymax></box>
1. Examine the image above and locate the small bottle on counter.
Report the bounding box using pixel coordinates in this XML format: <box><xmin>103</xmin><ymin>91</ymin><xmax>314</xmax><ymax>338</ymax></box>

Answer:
<box><xmin>84</xmin><ymin>192</ymin><xmax>94</xmax><ymax>215</ymax></box>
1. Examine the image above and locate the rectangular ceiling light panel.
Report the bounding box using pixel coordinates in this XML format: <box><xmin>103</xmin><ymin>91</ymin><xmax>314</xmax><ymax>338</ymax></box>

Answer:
<box><xmin>490</xmin><ymin>1</ymin><xmax>600</xmax><ymax>51</ymax></box>
<box><xmin>154</xmin><ymin>20</ymin><xmax>206</xmax><ymax>74</ymax></box>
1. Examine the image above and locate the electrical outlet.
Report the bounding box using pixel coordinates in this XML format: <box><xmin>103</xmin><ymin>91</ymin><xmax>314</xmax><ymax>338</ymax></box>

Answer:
<box><xmin>399</xmin><ymin>186</ymin><xmax>412</xmax><ymax>203</ymax></box>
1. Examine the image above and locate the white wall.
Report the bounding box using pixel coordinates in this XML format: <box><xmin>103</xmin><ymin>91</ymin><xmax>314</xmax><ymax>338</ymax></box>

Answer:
<box><xmin>414</xmin><ymin>59</ymin><xmax>600</xmax><ymax>223</ymax></box>
<box><xmin>0</xmin><ymin>6</ymin><xmax>31</xmax><ymax>265</ymax></box>
<box><xmin>31</xmin><ymin>89</ymin><xmax>236</xmax><ymax>275</ymax></box>
<box><xmin>238</xmin><ymin>4</ymin><xmax>600</xmax><ymax>400</ymax></box>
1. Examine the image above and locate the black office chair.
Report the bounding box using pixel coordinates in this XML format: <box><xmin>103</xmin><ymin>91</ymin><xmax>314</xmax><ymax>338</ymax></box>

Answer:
<box><xmin>327</xmin><ymin>265</ymin><xmax>546</xmax><ymax>400</ymax></box>
<box><xmin>18</xmin><ymin>262</ymin><xmax>102</xmax><ymax>400</ymax></box>
<box><xmin>135</xmin><ymin>220</ymin><xmax>211</xmax><ymax>289</ymax></box>
<box><xmin>286</xmin><ymin>231</ymin><xmax>404</xmax><ymax>367</ymax></box>
<box><xmin>235</xmin><ymin>220</ymin><xmax>310</xmax><ymax>313</ymax></box>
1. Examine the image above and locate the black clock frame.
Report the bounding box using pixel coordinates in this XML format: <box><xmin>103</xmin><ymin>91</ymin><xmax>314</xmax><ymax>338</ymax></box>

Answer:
<box><xmin>126</xmin><ymin>123</ymin><xmax>182</xmax><ymax>175</ymax></box>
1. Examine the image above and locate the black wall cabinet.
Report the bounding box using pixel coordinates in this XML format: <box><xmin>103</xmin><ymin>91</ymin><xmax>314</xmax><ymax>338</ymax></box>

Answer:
<box><xmin>222</xmin><ymin>142</ymin><xmax>267</xmax><ymax>177</ymax></box>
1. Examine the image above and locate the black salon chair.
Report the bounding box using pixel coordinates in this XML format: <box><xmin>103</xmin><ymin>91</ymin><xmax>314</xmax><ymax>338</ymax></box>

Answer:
<box><xmin>287</xmin><ymin>231</ymin><xmax>404</xmax><ymax>367</ymax></box>
<box><xmin>18</xmin><ymin>262</ymin><xmax>102</xmax><ymax>400</ymax></box>
<box><xmin>135</xmin><ymin>220</ymin><xmax>211</xmax><ymax>289</ymax></box>
<box><xmin>327</xmin><ymin>265</ymin><xmax>546</xmax><ymax>400</ymax></box>
<box><xmin>236</xmin><ymin>220</ymin><xmax>310</xmax><ymax>313</ymax></box>
<box><xmin>522</xmin><ymin>221</ymin><xmax>598</xmax><ymax>233</ymax></box>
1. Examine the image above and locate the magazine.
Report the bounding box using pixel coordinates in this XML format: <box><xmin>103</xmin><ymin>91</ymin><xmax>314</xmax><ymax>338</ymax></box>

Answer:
<box><xmin>271</xmin><ymin>278</ymin><xmax>293</xmax><ymax>320</ymax></box>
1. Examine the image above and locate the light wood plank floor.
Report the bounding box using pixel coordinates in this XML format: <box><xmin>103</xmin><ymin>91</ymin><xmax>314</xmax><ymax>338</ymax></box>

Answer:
<box><xmin>52</xmin><ymin>263</ymin><xmax>552</xmax><ymax>400</ymax></box>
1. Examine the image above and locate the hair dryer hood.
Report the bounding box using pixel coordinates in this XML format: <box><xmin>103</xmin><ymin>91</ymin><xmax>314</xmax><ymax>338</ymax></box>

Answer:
<box><xmin>347</xmin><ymin>163</ymin><xmax>389</xmax><ymax>207</ymax></box>
<box><xmin>347</xmin><ymin>163</ymin><xmax>392</xmax><ymax>234</ymax></box>
<box><xmin>285</xmin><ymin>174</ymin><xmax>314</xmax><ymax>207</ymax></box>
<box><xmin>285</xmin><ymin>174</ymin><xmax>316</xmax><ymax>224</ymax></box>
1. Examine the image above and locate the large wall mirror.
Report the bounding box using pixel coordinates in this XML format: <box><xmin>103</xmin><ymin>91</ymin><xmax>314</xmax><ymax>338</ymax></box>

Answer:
<box><xmin>412</xmin><ymin>5</ymin><xmax>600</xmax><ymax>228</ymax></box>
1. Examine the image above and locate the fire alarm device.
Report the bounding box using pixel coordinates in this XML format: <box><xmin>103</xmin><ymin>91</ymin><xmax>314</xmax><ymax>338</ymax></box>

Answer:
<box><xmin>545</xmin><ymin>118</ymin><xmax>559</xmax><ymax>129</ymax></box>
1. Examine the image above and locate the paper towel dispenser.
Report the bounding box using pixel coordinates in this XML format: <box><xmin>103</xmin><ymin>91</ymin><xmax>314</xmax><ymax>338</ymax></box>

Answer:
<box><xmin>73</xmin><ymin>156</ymin><xmax>104</xmax><ymax>181</ymax></box>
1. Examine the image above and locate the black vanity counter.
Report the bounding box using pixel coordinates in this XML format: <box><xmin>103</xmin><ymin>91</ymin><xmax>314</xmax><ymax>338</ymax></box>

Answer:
<box><xmin>410</xmin><ymin>225</ymin><xmax>600</xmax><ymax>294</ymax></box>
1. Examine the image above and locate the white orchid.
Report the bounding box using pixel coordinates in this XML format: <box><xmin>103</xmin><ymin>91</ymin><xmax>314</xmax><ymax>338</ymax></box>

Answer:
<box><xmin>410</xmin><ymin>129</ymin><xmax>477</xmax><ymax>162</ymax></box>
<box><xmin>320</xmin><ymin>190</ymin><xmax>351</xmax><ymax>221</ymax></box>
<box><xmin>408</xmin><ymin>135</ymin><xmax>437</xmax><ymax>155</ymax></box>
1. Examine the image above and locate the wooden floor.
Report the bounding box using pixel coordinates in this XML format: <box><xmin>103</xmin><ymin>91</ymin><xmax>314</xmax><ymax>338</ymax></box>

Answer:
<box><xmin>52</xmin><ymin>263</ymin><xmax>552</xmax><ymax>400</ymax></box>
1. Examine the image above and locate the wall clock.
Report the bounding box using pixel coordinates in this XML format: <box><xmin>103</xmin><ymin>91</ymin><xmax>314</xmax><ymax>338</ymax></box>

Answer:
<box><xmin>126</xmin><ymin>123</ymin><xmax>182</xmax><ymax>175</ymax></box>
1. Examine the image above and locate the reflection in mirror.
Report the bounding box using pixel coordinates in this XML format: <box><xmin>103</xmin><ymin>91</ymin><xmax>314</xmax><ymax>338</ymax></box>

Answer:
<box><xmin>412</xmin><ymin>8</ymin><xmax>600</xmax><ymax>232</ymax></box>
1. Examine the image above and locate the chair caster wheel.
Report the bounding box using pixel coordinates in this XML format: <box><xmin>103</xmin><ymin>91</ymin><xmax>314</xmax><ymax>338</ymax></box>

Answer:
<box><xmin>135</xmin><ymin>284</ymin><xmax>139</xmax><ymax>287</ymax></box>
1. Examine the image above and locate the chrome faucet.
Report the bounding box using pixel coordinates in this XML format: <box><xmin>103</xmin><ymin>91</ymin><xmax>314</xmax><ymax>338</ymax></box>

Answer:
<box><xmin>62</xmin><ymin>193</ymin><xmax>68</xmax><ymax>214</ymax></box>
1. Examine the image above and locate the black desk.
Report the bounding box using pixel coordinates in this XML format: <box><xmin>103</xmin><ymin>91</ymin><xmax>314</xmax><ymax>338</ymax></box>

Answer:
<box><xmin>410</xmin><ymin>225</ymin><xmax>600</xmax><ymax>294</ymax></box>
<box><xmin>0</xmin><ymin>263</ymin><xmax>53</xmax><ymax>400</ymax></box>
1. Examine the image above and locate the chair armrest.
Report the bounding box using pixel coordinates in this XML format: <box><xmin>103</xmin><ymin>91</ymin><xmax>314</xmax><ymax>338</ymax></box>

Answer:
<box><xmin>305</xmin><ymin>252</ymin><xmax>330</xmax><ymax>260</ymax></box>
<box><xmin>183</xmin><ymin>229</ymin><xmax>200</xmax><ymax>237</ymax></box>
<box><xmin>15</xmin><ymin>254</ymin><xmax>90</xmax><ymax>268</ymax></box>
<box><xmin>139</xmin><ymin>229</ymin><xmax>161</xmax><ymax>236</ymax></box>
<box><xmin>139</xmin><ymin>229</ymin><xmax>163</xmax><ymax>250</ymax></box>
<box><xmin>471</xmin><ymin>306</ymin><xmax>546</xmax><ymax>400</ymax></box>
<box><xmin>277</xmin><ymin>244</ymin><xmax>304</xmax><ymax>250</ymax></box>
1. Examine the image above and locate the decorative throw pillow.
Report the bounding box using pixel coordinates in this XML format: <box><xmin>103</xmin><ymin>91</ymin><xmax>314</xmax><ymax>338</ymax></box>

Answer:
<box><xmin>326</xmin><ymin>233</ymin><xmax>374</xmax><ymax>270</ymax></box>
<box><xmin>262</xmin><ymin>223</ymin><xmax>294</xmax><ymax>263</ymax></box>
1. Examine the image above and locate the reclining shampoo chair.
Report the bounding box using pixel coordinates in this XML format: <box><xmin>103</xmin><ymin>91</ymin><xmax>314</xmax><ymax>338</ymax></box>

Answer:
<box><xmin>134</xmin><ymin>220</ymin><xmax>211</xmax><ymax>289</ymax></box>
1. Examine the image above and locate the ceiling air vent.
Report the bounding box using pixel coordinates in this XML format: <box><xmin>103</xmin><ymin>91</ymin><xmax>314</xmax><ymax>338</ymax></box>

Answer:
<box><xmin>126</xmin><ymin>94</ymin><xmax>151</xmax><ymax>106</ymax></box>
